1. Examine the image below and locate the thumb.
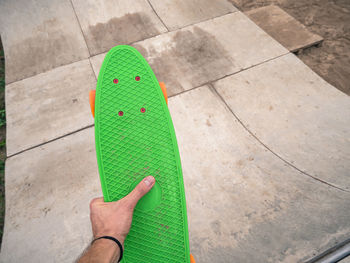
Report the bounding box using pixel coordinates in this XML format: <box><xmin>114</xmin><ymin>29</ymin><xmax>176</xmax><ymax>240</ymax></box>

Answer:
<box><xmin>124</xmin><ymin>176</ymin><xmax>155</xmax><ymax>208</ymax></box>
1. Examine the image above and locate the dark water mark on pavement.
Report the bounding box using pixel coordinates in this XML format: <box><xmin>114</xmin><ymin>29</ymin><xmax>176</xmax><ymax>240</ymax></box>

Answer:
<box><xmin>88</xmin><ymin>12</ymin><xmax>160</xmax><ymax>56</ymax></box>
<box><xmin>134</xmin><ymin>26</ymin><xmax>234</xmax><ymax>96</ymax></box>
<box><xmin>6</xmin><ymin>18</ymin><xmax>87</xmax><ymax>84</ymax></box>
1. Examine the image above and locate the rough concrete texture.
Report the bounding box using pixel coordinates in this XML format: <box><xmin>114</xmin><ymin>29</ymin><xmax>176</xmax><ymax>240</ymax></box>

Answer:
<box><xmin>170</xmin><ymin>86</ymin><xmax>350</xmax><ymax>263</ymax></box>
<box><xmin>341</xmin><ymin>255</ymin><xmax>350</xmax><ymax>263</ymax></box>
<box><xmin>5</xmin><ymin>59</ymin><xmax>96</xmax><ymax>156</ymax></box>
<box><xmin>1</xmin><ymin>0</ymin><xmax>349</xmax><ymax>260</ymax></box>
<box><xmin>214</xmin><ymin>53</ymin><xmax>350</xmax><ymax>191</ymax></box>
<box><xmin>246</xmin><ymin>5</ymin><xmax>323</xmax><ymax>52</ymax></box>
<box><xmin>90</xmin><ymin>12</ymin><xmax>288</xmax><ymax>96</ymax></box>
<box><xmin>1</xmin><ymin>87</ymin><xmax>349</xmax><ymax>262</ymax></box>
<box><xmin>0</xmin><ymin>128</ymin><xmax>100</xmax><ymax>263</ymax></box>
<box><xmin>71</xmin><ymin>0</ymin><xmax>168</xmax><ymax>56</ymax></box>
<box><xmin>0</xmin><ymin>0</ymin><xmax>89</xmax><ymax>84</ymax></box>
<box><xmin>148</xmin><ymin>0</ymin><xmax>237</xmax><ymax>30</ymax></box>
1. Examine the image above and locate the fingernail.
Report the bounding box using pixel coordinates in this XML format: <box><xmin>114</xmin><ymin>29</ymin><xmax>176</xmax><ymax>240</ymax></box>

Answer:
<box><xmin>144</xmin><ymin>176</ymin><xmax>155</xmax><ymax>187</ymax></box>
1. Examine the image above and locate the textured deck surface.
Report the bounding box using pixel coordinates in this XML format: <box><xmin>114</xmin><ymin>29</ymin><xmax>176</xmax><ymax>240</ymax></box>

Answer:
<box><xmin>95</xmin><ymin>46</ymin><xmax>189</xmax><ymax>262</ymax></box>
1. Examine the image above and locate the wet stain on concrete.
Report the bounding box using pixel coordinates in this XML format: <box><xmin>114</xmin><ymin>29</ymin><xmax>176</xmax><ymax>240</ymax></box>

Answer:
<box><xmin>134</xmin><ymin>44</ymin><xmax>184</xmax><ymax>96</ymax></box>
<box><xmin>6</xmin><ymin>18</ymin><xmax>86</xmax><ymax>83</ymax></box>
<box><xmin>172</xmin><ymin>27</ymin><xmax>233</xmax><ymax>84</ymax></box>
<box><xmin>88</xmin><ymin>13</ymin><xmax>160</xmax><ymax>56</ymax></box>
<box><xmin>134</xmin><ymin>27</ymin><xmax>233</xmax><ymax>96</ymax></box>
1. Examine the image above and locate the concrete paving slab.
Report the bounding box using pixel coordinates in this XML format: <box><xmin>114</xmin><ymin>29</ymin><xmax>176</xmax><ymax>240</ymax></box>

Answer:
<box><xmin>148</xmin><ymin>0</ymin><xmax>237</xmax><ymax>30</ymax></box>
<box><xmin>90</xmin><ymin>12</ymin><xmax>288</xmax><ymax>96</ymax></box>
<box><xmin>214</xmin><ymin>53</ymin><xmax>350</xmax><ymax>191</ymax></box>
<box><xmin>6</xmin><ymin>59</ymin><xmax>96</xmax><ymax>156</ymax></box>
<box><xmin>0</xmin><ymin>128</ymin><xmax>100</xmax><ymax>263</ymax></box>
<box><xmin>0</xmin><ymin>0</ymin><xmax>89</xmax><ymax>84</ymax></box>
<box><xmin>2</xmin><ymin>86</ymin><xmax>349</xmax><ymax>262</ymax></box>
<box><xmin>71</xmin><ymin>0</ymin><xmax>168</xmax><ymax>56</ymax></box>
<box><xmin>169</xmin><ymin>86</ymin><xmax>350</xmax><ymax>262</ymax></box>
<box><xmin>246</xmin><ymin>5</ymin><xmax>323</xmax><ymax>52</ymax></box>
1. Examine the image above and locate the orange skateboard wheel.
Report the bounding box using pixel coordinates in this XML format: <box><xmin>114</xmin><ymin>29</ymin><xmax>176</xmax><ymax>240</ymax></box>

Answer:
<box><xmin>159</xmin><ymin>82</ymin><xmax>168</xmax><ymax>105</ymax></box>
<box><xmin>89</xmin><ymin>90</ymin><xmax>96</xmax><ymax>117</ymax></box>
<box><xmin>190</xmin><ymin>254</ymin><xmax>196</xmax><ymax>263</ymax></box>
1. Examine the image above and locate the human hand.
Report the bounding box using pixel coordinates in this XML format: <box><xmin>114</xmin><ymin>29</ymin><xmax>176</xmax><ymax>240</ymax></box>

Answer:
<box><xmin>89</xmin><ymin>176</ymin><xmax>155</xmax><ymax>245</ymax></box>
<box><xmin>78</xmin><ymin>176</ymin><xmax>155</xmax><ymax>263</ymax></box>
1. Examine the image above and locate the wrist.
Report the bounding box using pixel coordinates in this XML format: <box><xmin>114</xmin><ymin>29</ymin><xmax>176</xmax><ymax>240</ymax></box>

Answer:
<box><xmin>93</xmin><ymin>238</ymin><xmax>120</xmax><ymax>262</ymax></box>
<box><xmin>79</xmin><ymin>237</ymin><xmax>121</xmax><ymax>263</ymax></box>
<box><xmin>92</xmin><ymin>236</ymin><xmax>124</xmax><ymax>262</ymax></box>
<box><xmin>94</xmin><ymin>233</ymin><xmax>125</xmax><ymax>246</ymax></box>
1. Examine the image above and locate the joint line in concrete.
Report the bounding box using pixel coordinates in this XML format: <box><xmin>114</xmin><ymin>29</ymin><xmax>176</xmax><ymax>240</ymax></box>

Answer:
<box><xmin>208</xmin><ymin>83</ymin><xmax>349</xmax><ymax>193</ymax></box>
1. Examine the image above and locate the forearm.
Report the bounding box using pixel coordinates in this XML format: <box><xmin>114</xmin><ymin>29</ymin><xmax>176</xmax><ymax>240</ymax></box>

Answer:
<box><xmin>78</xmin><ymin>239</ymin><xmax>120</xmax><ymax>263</ymax></box>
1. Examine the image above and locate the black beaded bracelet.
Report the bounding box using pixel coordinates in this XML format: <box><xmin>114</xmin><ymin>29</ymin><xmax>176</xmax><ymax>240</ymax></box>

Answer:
<box><xmin>92</xmin><ymin>236</ymin><xmax>123</xmax><ymax>262</ymax></box>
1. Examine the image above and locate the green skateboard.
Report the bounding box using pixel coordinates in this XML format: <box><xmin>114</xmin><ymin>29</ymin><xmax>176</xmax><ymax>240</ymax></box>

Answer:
<box><xmin>89</xmin><ymin>45</ymin><xmax>195</xmax><ymax>262</ymax></box>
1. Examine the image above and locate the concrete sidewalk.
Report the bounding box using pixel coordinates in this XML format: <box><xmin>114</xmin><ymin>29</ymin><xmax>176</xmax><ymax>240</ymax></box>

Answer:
<box><xmin>0</xmin><ymin>0</ymin><xmax>349</xmax><ymax>262</ymax></box>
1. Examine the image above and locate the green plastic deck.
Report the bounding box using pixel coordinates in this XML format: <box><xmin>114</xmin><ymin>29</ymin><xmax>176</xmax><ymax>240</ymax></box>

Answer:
<box><xmin>94</xmin><ymin>45</ymin><xmax>190</xmax><ymax>262</ymax></box>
